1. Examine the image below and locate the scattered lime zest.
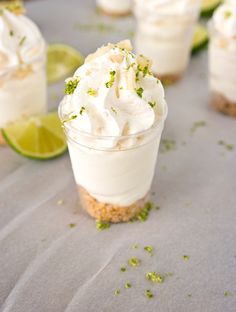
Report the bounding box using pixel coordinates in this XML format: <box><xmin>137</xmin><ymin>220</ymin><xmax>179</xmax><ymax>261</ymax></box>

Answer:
<box><xmin>182</xmin><ymin>255</ymin><xmax>190</xmax><ymax>261</ymax></box>
<box><xmin>65</xmin><ymin>77</ymin><xmax>80</xmax><ymax>95</ymax></box>
<box><xmin>145</xmin><ymin>289</ymin><xmax>154</xmax><ymax>299</ymax></box>
<box><xmin>68</xmin><ymin>223</ymin><xmax>76</xmax><ymax>228</ymax></box>
<box><xmin>219</xmin><ymin>140</ymin><xmax>234</xmax><ymax>151</ymax></box>
<box><xmin>155</xmin><ymin>205</ymin><xmax>160</xmax><ymax>210</ymax></box>
<box><xmin>224</xmin><ymin>291</ymin><xmax>231</xmax><ymax>297</ymax></box>
<box><xmin>135</xmin><ymin>87</ymin><xmax>144</xmax><ymax>98</ymax></box>
<box><xmin>224</xmin><ymin>11</ymin><xmax>232</xmax><ymax>18</ymax></box>
<box><xmin>9</xmin><ymin>30</ymin><xmax>14</xmax><ymax>36</ymax></box>
<box><xmin>111</xmin><ymin>107</ymin><xmax>117</xmax><ymax>114</ymax></box>
<box><xmin>57</xmin><ymin>199</ymin><xmax>64</xmax><ymax>205</ymax></box>
<box><xmin>132</xmin><ymin>244</ymin><xmax>139</xmax><ymax>249</ymax></box>
<box><xmin>146</xmin><ymin>272</ymin><xmax>164</xmax><ymax>283</ymax></box>
<box><xmin>96</xmin><ymin>220</ymin><xmax>110</xmax><ymax>231</ymax></box>
<box><xmin>191</xmin><ymin>120</ymin><xmax>206</xmax><ymax>133</ymax></box>
<box><xmin>136</xmin><ymin>201</ymin><xmax>153</xmax><ymax>222</ymax></box>
<box><xmin>125</xmin><ymin>282</ymin><xmax>132</xmax><ymax>289</ymax></box>
<box><xmin>105</xmin><ymin>70</ymin><xmax>116</xmax><ymax>88</ymax></box>
<box><xmin>144</xmin><ymin>245</ymin><xmax>154</xmax><ymax>255</ymax></box>
<box><xmin>114</xmin><ymin>289</ymin><xmax>120</xmax><ymax>295</ymax></box>
<box><xmin>80</xmin><ymin>106</ymin><xmax>85</xmax><ymax>115</ymax></box>
<box><xmin>120</xmin><ymin>266</ymin><xmax>127</xmax><ymax>272</ymax></box>
<box><xmin>160</xmin><ymin>139</ymin><xmax>176</xmax><ymax>153</ymax></box>
<box><xmin>128</xmin><ymin>257</ymin><xmax>140</xmax><ymax>267</ymax></box>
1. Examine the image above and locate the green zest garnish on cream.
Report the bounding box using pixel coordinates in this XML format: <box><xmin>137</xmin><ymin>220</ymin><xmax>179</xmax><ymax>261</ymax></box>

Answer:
<box><xmin>79</xmin><ymin>106</ymin><xmax>85</xmax><ymax>115</ymax></box>
<box><xmin>19</xmin><ymin>36</ymin><xmax>26</xmax><ymax>46</ymax></box>
<box><xmin>148</xmin><ymin>101</ymin><xmax>156</xmax><ymax>108</ymax></box>
<box><xmin>111</xmin><ymin>107</ymin><xmax>117</xmax><ymax>114</ymax></box>
<box><xmin>87</xmin><ymin>88</ymin><xmax>97</xmax><ymax>96</ymax></box>
<box><xmin>96</xmin><ymin>220</ymin><xmax>110</xmax><ymax>231</ymax></box>
<box><xmin>64</xmin><ymin>77</ymin><xmax>80</xmax><ymax>95</ymax></box>
<box><xmin>128</xmin><ymin>257</ymin><xmax>140</xmax><ymax>267</ymax></box>
<box><xmin>105</xmin><ymin>70</ymin><xmax>116</xmax><ymax>88</ymax></box>
<box><xmin>135</xmin><ymin>87</ymin><xmax>144</xmax><ymax>98</ymax></box>
<box><xmin>224</xmin><ymin>11</ymin><xmax>232</xmax><ymax>18</ymax></box>
<box><xmin>62</xmin><ymin>114</ymin><xmax>78</xmax><ymax>124</ymax></box>
<box><xmin>9</xmin><ymin>30</ymin><xmax>14</xmax><ymax>36</ymax></box>
<box><xmin>146</xmin><ymin>272</ymin><xmax>164</xmax><ymax>283</ymax></box>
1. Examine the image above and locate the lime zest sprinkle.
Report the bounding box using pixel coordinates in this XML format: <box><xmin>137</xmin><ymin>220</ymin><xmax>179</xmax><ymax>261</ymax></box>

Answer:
<box><xmin>114</xmin><ymin>289</ymin><xmax>120</xmax><ymax>295</ymax></box>
<box><xmin>224</xmin><ymin>11</ymin><xmax>232</xmax><ymax>18</ymax></box>
<box><xmin>120</xmin><ymin>266</ymin><xmax>127</xmax><ymax>272</ymax></box>
<box><xmin>135</xmin><ymin>87</ymin><xmax>144</xmax><ymax>98</ymax></box>
<box><xmin>68</xmin><ymin>223</ymin><xmax>76</xmax><ymax>228</ymax></box>
<box><xmin>62</xmin><ymin>114</ymin><xmax>77</xmax><ymax>124</ymax></box>
<box><xmin>105</xmin><ymin>70</ymin><xmax>116</xmax><ymax>88</ymax></box>
<box><xmin>155</xmin><ymin>205</ymin><xmax>160</xmax><ymax>210</ymax></box>
<box><xmin>144</xmin><ymin>245</ymin><xmax>154</xmax><ymax>255</ymax></box>
<box><xmin>9</xmin><ymin>30</ymin><xmax>14</xmax><ymax>36</ymax></box>
<box><xmin>146</xmin><ymin>272</ymin><xmax>164</xmax><ymax>283</ymax></box>
<box><xmin>111</xmin><ymin>106</ymin><xmax>117</xmax><ymax>114</ymax></box>
<box><xmin>148</xmin><ymin>101</ymin><xmax>156</xmax><ymax>108</ymax></box>
<box><xmin>145</xmin><ymin>289</ymin><xmax>154</xmax><ymax>299</ymax></box>
<box><xmin>57</xmin><ymin>199</ymin><xmax>64</xmax><ymax>205</ymax></box>
<box><xmin>218</xmin><ymin>140</ymin><xmax>234</xmax><ymax>151</ymax></box>
<box><xmin>64</xmin><ymin>77</ymin><xmax>80</xmax><ymax>94</ymax></box>
<box><xmin>136</xmin><ymin>201</ymin><xmax>153</xmax><ymax>222</ymax></box>
<box><xmin>191</xmin><ymin>120</ymin><xmax>206</xmax><ymax>133</ymax></box>
<box><xmin>80</xmin><ymin>106</ymin><xmax>85</xmax><ymax>115</ymax></box>
<box><xmin>182</xmin><ymin>255</ymin><xmax>190</xmax><ymax>261</ymax></box>
<box><xmin>132</xmin><ymin>244</ymin><xmax>139</xmax><ymax>249</ymax></box>
<box><xmin>160</xmin><ymin>138</ymin><xmax>176</xmax><ymax>153</ymax></box>
<box><xmin>87</xmin><ymin>88</ymin><xmax>97</xmax><ymax>96</ymax></box>
<box><xmin>125</xmin><ymin>282</ymin><xmax>132</xmax><ymax>289</ymax></box>
<box><xmin>19</xmin><ymin>36</ymin><xmax>26</xmax><ymax>46</ymax></box>
<box><xmin>96</xmin><ymin>220</ymin><xmax>110</xmax><ymax>231</ymax></box>
<box><xmin>128</xmin><ymin>257</ymin><xmax>140</xmax><ymax>267</ymax></box>
<box><xmin>224</xmin><ymin>291</ymin><xmax>231</xmax><ymax>296</ymax></box>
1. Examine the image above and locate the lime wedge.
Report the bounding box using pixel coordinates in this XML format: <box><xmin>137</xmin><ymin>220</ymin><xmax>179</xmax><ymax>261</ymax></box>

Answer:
<box><xmin>47</xmin><ymin>44</ymin><xmax>84</xmax><ymax>84</ymax></box>
<box><xmin>2</xmin><ymin>112</ymin><xmax>67</xmax><ymax>160</ymax></box>
<box><xmin>201</xmin><ymin>0</ymin><xmax>222</xmax><ymax>17</ymax></box>
<box><xmin>191</xmin><ymin>24</ymin><xmax>208</xmax><ymax>55</ymax></box>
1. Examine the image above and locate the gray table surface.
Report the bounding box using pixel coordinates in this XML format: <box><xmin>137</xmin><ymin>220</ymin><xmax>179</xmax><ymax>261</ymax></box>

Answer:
<box><xmin>1</xmin><ymin>0</ymin><xmax>236</xmax><ymax>311</ymax></box>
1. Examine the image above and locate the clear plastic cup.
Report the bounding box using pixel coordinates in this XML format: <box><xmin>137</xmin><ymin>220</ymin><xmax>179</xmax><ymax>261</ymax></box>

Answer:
<box><xmin>0</xmin><ymin>42</ymin><xmax>47</xmax><ymax>140</ymax></box>
<box><xmin>134</xmin><ymin>0</ymin><xmax>201</xmax><ymax>83</ymax></box>
<box><xmin>96</xmin><ymin>0</ymin><xmax>131</xmax><ymax>17</ymax></box>
<box><xmin>208</xmin><ymin>21</ymin><xmax>236</xmax><ymax>117</ymax></box>
<box><xmin>59</xmin><ymin>104</ymin><xmax>167</xmax><ymax>223</ymax></box>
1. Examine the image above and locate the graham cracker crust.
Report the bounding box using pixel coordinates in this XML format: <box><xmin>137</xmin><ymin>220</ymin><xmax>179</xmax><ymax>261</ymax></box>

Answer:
<box><xmin>78</xmin><ymin>186</ymin><xmax>147</xmax><ymax>223</ymax></box>
<box><xmin>97</xmin><ymin>6</ymin><xmax>131</xmax><ymax>17</ymax></box>
<box><xmin>154</xmin><ymin>72</ymin><xmax>183</xmax><ymax>85</ymax></box>
<box><xmin>211</xmin><ymin>92</ymin><xmax>236</xmax><ymax>117</ymax></box>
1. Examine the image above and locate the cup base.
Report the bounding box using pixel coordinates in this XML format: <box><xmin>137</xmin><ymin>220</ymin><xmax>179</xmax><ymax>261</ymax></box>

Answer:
<box><xmin>210</xmin><ymin>92</ymin><xmax>236</xmax><ymax>117</ymax></box>
<box><xmin>97</xmin><ymin>6</ymin><xmax>131</xmax><ymax>17</ymax></box>
<box><xmin>78</xmin><ymin>186</ymin><xmax>148</xmax><ymax>223</ymax></box>
<box><xmin>154</xmin><ymin>72</ymin><xmax>183</xmax><ymax>85</ymax></box>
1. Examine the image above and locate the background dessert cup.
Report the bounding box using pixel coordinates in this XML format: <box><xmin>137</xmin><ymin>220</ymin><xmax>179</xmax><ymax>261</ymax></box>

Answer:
<box><xmin>59</xmin><ymin>40</ymin><xmax>167</xmax><ymax>223</ymax></box>
<box><xmin>133</xmin><ymin>0</ymin><xmax>201</xmax><ymax>83</ymax></box>
<box><xmin>96</xmin><ymin>0</ymin><xmax>131</xmax><ymax>17</ymax></box>
<box><xmin>208</xmin><ymin>3</ymin><xmax>236</xmax><ymax>117</ymax></box>
<box><xmin>0</xmin><ymin>6</ymin><xmax>47</xmax><ymax>144</ymax></box>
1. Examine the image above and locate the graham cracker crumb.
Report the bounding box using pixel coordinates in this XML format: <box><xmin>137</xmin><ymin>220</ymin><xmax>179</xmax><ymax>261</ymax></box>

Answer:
<box><xmin>211</xmin><ymin>92</ymin><xmax>236</xmax><ymax>117</ymax></box>
<box><xmin>78</xmin><ymin>186</ymin><xmax>147</xmax><ymax>223</ymax></box>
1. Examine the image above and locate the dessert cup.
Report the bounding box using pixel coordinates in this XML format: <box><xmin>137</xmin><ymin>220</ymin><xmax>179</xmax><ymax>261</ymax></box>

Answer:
<box><xmin>59</xmin><ymin>107</ymin><xmax>167</xmax><ymax>223</ymax></box>
<box><xmin>208</xmin><ymin>7</ymin><xmax>236</xmax><ymax>117</ymax></box>
<box><xmin>133</xmin><ymin>0</ymin><xmax>201</xmax><ymax>83</ymax></box>
<box><xmin>0</xmin><ymin>7</ymin><xmax>47</xmax><ymax>144</ymax></box>
<box><xmin>97</xmin><ymin>0</ymin><xmax>131</xmax><ymax>17</ymax></box>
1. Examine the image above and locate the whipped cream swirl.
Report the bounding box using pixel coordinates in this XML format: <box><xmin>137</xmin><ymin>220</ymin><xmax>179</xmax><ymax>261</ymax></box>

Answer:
<box><xmin>60</xmin><ymin>40</ymin><xmax>167</xmax><ymax>143</ymax></box>
<box><xmin>213</xmin><ymin>3</ymin><xmax>236</xmax><ymax>38</ymax></box>
<box><xmin>0</xmin><ymin>8</ymin><xmax>46</xmax><ymax>73</ymax></box>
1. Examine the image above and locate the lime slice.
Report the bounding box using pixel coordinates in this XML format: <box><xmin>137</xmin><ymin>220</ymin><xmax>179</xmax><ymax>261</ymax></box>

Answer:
<box><xmin>2</xmin><ymin>112</ymin><xmax>67</xmax><ymax>160</ymax></box>
<box><xmin>191</xmin><ymin>24</ymin><xmax>208</xmax><ymax>55</ymax></box>
<box><xmin>201</xmin><ymin>0</ymin><xmax>222</xmax><ymax>17</ymax></box>
<box><xmin>47</xmin><ymin>44</ymin><xmax>84</xmax><ymax>84</ymax></box>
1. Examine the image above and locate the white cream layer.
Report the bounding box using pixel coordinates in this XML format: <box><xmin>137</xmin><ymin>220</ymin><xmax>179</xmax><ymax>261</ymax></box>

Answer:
<box><xmin>97</xmin><ymin>0</ymin><xmax>131</xmax><ymax>15</ymax></box>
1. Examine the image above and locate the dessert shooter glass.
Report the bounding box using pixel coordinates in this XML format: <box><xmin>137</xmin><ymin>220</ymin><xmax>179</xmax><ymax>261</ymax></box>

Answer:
<box><xmin>96</xmin><ymin>0</ymin><xmax>131</xmax><ymax>17</ymax></box>
<box><xmin>208</xmin><ymin>22</ymin><xmax>236</xmax><ymax>117</ymax></box>
<box><xmin>59</xmin><ymin>105</ymin><xmax>167</xmax><ymax>223</ymax></box>
<box><xmin>0</xmin><ymin>42</ymin><xmax>47</xmax><ymax>143</ymax></box>
<box><xmin>134</xmin><ymin>1</ymin><xmax>200</xmax><ymax>83</ymax></box>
